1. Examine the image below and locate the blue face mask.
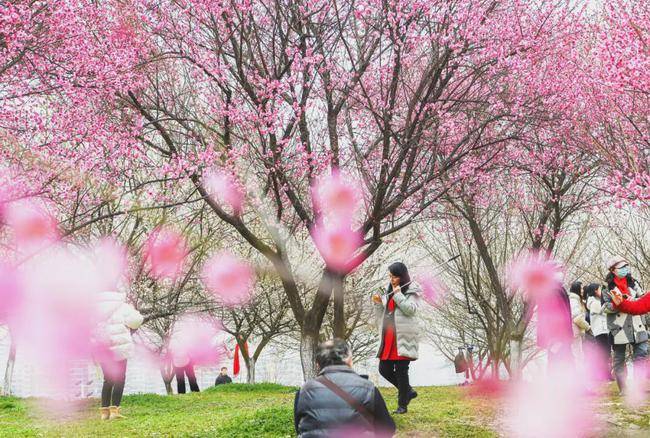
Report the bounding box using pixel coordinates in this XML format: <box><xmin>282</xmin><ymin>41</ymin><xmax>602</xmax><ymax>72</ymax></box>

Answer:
<box><xmin>616</xmin><ymin>266</ymin><xmax>630</xmax><ymax>278</ymax></box>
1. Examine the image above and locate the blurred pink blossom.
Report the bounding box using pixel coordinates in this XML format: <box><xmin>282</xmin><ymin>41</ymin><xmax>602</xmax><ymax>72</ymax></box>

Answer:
<box><xmin>467</xmin><ymin>377</ymin><xmax>508</xmax><ymax>399</ymax></box>
<box><xmin>201</xmin><ymin>251</ymin><xmax>255</xmax><ymax>306</ymax></box>
<box><xmin>203</xmin><ymin>168</ymin><xmax>245</xmax><ymax>216</ymax></box>
<box><xmin>312</xmin><ymin>221</ymin><xmax>363</xmax><ymax>273</ymax></box>
<box><xmin>0</xmin><ymin>261</ymin><xmax>21</xmax><ymax>321</ymax></box>
<box><xmin>10</xmin><ymin>245</ymin><xmax>104</xmax><ymax>393</ymax></box>
<box><xmin>311</xmin><ymin>170</ymin><xmax>362</xmax><ymax>218</ymax></box>
<box><xmin>168</xmin><ymin>316</ymin><xmax>223</xmax><ymax>366</ymax></box>
<box><xmin>535</xmin><ymin>289</ymin><xmax>574</xmax><ymax>351</ymax></box>
<box><xmin>143</xmin><ymin>226</ymin><xmax>188</xmax><ymax>280</ymax></box>
<box><xmin>328</xmin><ymin>424</ymin><xmax>393</xmax><ymax>437</ymax></box>
<box><xmin>506</xmin><ymin>250</ymin><xmax>564</xmax><ymax>301</ymax></box>
<box><xmin>505</xmin><ymin>361</ymin><xmax>598</xmax><ymax>438</ymax></box>
<box><xmin>624</xmin><ymin>361</ymin><xmax>649</xmax><ymax>408</ymax></box>
<box><xmin>415</xmin><ymin>272</ymin><xmax>449</xmax><ymax>306</ymax></box>
<box><xmin>92</xmin><ymin>236</ymin><xmax>129</xmax><ymax>291</ymax></box>
<box><xmin>3</xmin><ymin>198</ymin><xmax>59</xmax><ymax>252</ymax></box>
<box><xmin>582</xmin><ymin>341</ymin><xmax>612</xmax><ymax>384</ymax></box>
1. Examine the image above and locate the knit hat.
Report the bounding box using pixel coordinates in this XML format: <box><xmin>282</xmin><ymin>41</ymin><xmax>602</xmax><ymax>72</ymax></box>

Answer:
<box><xmin>605</xmin><ymin>255</ymin><xmax>627</xmax><ymax>272</ymax></box>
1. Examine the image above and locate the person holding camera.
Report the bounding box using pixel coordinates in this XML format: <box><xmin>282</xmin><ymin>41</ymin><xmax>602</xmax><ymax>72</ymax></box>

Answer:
<box><xmin>602</xmin><ymin>256</ymin><xmax>648</xmax><ymax>393</ymax></box>
<box><xmin>294</xmin><ymin>339</ymin><xmax>396</xmax><ymax>437</ymax></box>
<box><xmin>372</xmin><ymin>262</ymin><xmax>420</xmax><ymax>414</ymax></box>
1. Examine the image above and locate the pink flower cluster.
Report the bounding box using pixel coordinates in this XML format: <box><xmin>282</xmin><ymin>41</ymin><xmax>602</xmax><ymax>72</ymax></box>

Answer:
<box><xmin>506</xmin><ymin>250</ymin><xmax>564</xmax><ymax>301</ymax></box>
<box><xmin>311</xmin><ymin>171</ymin><xmax>364</xmax><ymax>273</ymax></box>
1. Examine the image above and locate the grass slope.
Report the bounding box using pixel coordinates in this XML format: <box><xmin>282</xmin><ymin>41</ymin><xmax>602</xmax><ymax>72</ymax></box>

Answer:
<box><xmin>0</xmin><ymin>384</ymin><xmax>496</xmax><ymax>437</ymax></box>
<box><xmin>1</xmin><ymin>383</ymin><xmax>648</xmax><ymax>437</ymax></box>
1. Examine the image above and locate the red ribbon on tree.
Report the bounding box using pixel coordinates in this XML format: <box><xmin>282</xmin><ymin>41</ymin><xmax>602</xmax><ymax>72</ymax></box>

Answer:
<box><xmin>233</xmin><ymin>341</ymin><xmax>249</xmax><ymax>376</ymax></box>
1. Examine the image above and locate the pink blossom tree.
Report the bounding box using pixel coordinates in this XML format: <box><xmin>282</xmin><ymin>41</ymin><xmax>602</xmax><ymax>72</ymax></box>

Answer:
<box><xmin>5</xmin><ymin>0</ymin><xmax>647</xmax><ymax>383</ymax></box>
<box><xmin>116</xmin><ymin>0</ymin><xmax>601</xmax><ymax>378</ymax></box>
<box><xmin>584</xmin><ymin>0</ymin><xmax>650</xmax><ymax>203</ymax></box>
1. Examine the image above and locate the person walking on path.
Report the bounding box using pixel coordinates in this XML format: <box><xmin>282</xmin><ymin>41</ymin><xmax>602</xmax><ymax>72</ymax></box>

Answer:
<box><xmin>372</xmin><ymin>262</ymin><xmax>420</xmax><ymax>414</ymax></box>
<box><xmin>602</xmin><ymin>256</ymin><xmax>648</xmax><ymax>393</ymax></box>
<box><xmin>294</xmin><ymin>339</ymin><xmax>396</xmax><ymax>437</ymax></box>
<box><xmin>95</xmin><ymin>291</ymin><xmax>143</xmax><ymax>420</ymax></box>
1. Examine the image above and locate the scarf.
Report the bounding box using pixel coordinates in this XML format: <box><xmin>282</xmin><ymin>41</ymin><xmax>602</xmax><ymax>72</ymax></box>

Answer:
<box><xmin>613</xmin><ymin>276</ymin><xmax>630</xmax><ymax>296</ymax></box>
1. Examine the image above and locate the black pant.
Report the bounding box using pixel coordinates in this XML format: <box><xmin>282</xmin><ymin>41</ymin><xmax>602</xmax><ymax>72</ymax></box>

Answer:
<box><xmin>175</xmin><ymin>363</ymin><xmax>200</xmax><ymax>394</ymax></box>
<box><xmin>612</xmin><ymin>341</ymin><xmax>648</xmax><ymax>391</ymax></box>
<box><xmin>100</xmin><ymin>360</ymin><xmax>127</xmax><ymax>407</ymax></box>
<box><xmin>378</xmin><ymin>360</ymin><xmax>412</xmax><ymax>408</ymax></box>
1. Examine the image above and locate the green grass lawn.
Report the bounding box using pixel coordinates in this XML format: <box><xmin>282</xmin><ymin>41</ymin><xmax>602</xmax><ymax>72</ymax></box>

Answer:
<box><xmin>0</xmin><ymin>384</ymin><xmax>497</xmax><ymax>437</ymax></box>
<box><xmin>1</xmin><ymin>383</ymin><xmax>648</xmax><ymax>437</ymax></box>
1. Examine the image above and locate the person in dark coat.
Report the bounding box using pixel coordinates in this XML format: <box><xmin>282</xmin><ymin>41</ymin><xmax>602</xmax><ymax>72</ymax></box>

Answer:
<box><xmin>215</xmin><ymin>367</ymin><xmax>233</xmax><ymax>385</ymax></box>
<box><xmin>294</xmin><ymin>339</ymin><xmax>396</xmax><ymax>437</ymax></box>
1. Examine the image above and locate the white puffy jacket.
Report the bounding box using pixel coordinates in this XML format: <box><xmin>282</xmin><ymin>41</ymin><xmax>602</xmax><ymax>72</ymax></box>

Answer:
<box><xmin>569</xmin><ymin>292</ymin><xmax>590</xmax><ymax>337</ymax></box>
<box><xmin>587</xmin><ymin>296</ymin><xmax>608</xmax><ymax>337</ymax></box>
<box><xmin>96</xmin><ymin>292</ymin><xmax>144</xmax><ymax>361</ymax></box>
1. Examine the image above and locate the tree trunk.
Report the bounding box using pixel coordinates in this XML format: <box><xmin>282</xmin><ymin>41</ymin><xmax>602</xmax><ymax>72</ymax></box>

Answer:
<box><xmin>2</xmin><ymin>335</ymin><xmax>16</xmax><ymax>396</ymax></box>
<box><xmin>332</xmin><ymin>275</ymin><xmax>345</xmax><ymax>339</ymax></box>
<box><xmin>466</xmin><ymin>350</ymin><xmax>475</xmax><ymax>381</ymax></box>
<box><xmin>300</xmin><ymin>330</ymin><xmax>318</xmax><ymax>381</ymax></box>
<box><xmin>160</xmin><ymin>360</ymin><xmax>175</xmax><ymax>395</ymax></box>
<box><xmin>509</xmin><ymin>302</ymin><xmax>532</xmax><ymax>380</ymax></box>
<box><xmin>509</xmin><ymin>337</ymin><xmax>523</xmax><ymax>380</ymax></box>
<box><xmin>491</xmin><ymin>358</ymin><xmax>500</xmax><ymax>379</ymax></box>
<box><xmin>246</xmin><ymin>357</ymin><xmax>256</xmax><ymax>384</ymax></box>
<box><xmin>298</xmin><ymin>270</ymin><xmax>338</xmax><ymax>381</ymax></box>
<box><xmin>164</xmin><ymin>380</ymin><xmax>173</xmax><ymax>395</ymax></box>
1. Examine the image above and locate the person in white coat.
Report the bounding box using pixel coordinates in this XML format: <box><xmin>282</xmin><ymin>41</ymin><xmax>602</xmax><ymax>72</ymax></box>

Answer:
<box><xmin>585</xmin><ymin>283</ymin><xmax>612</xmax><ymax>380</ymax></box>
<box><xmin>95</xmin><ymin>291</ymin><xmax>143</xmax><ymax>420</ymax></box>
<box><xmin>569</xmin><ymin>281</ymin><xmax>590</xmax><ymax>363</ymax></box>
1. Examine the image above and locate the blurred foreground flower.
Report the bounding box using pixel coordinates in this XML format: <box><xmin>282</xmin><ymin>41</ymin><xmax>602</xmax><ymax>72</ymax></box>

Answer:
<box><xmin>203</xmin><ymin>168</ymin><xmax>245</xmax><ymax>216</ymax></box>
<box><xmin>506</xmin><ymin>250</ymin><xmax>564</xmax><ymax>301</ymax></box>
<box><xmin>201</xmin><ymin>251</ymin><xmax>255</xmax><ymax>306</ymax></box>
<box><xmin>169</xmin><ymin>316</ymin><xmax>223</xmax><ymax>366</ymax></box>
<box><xmin>143</xmin><ymin>226</ymin><xmax>188</xmax><ymax>280</ymax></box>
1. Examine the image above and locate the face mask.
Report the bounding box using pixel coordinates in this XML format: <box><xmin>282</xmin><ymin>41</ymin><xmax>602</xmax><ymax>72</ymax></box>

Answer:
<box><xmin>616</xmin><ymin>266</ymin><xmax>630</xmax><ymax>278</ymax></box>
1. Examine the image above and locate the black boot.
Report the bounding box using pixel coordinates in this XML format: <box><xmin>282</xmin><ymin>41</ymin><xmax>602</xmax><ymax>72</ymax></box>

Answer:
<box><xmin>393</xmin><ymin>406</ymin><xmax>407</xmax><ymax>414</ymax></box>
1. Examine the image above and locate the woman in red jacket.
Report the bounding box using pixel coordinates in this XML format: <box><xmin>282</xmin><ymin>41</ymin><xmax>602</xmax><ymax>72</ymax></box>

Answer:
<box><xmin>611</xmin><ymin>288</ymin><xmax>650</xmax><ymax>314</ymax></box>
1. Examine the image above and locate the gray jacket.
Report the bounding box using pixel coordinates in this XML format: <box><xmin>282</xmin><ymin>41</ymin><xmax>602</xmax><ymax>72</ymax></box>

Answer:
<box><xmin>603</xmin><ymin>277</ymin><xmax>648</xmax><ymax>345</ymax></box>
<box><xmin>374</xmin><ymin>284</ymin><xmax>421</xmax><ymax>359</ymax></box>
<box><xmin>294</xmin><ymin>365</ymin><xmax>395</xmax><ymax>437</ymax></box>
